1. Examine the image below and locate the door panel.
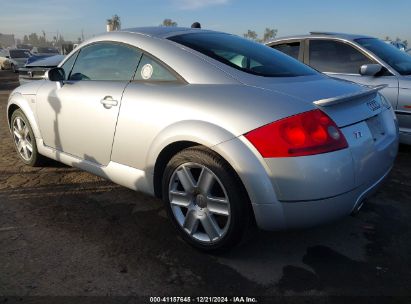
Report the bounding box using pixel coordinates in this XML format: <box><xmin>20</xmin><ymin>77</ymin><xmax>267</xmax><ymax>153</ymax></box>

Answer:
<box><xmin>36</xmin><ymin>81</ymin><xmax>126</xmax><ymax>165</ymax></box>
<box><xmin>325</xmin><ymin>73</ymin><xmax>399</xmax><ymax>109</ymax></box>
<box><xmin>36</xmin><ymin>42</ymin><xmax>142</xmax><ymax>165</ymax></box>
<box><xmin>306</xmin><ymin>39</ymin><xmax>399</xmax><ymax>109</ymax></box>
<box><xmin>397</xmin><ymin>84</ymin><xmax>411</xmax><ymax>136</ymax></box>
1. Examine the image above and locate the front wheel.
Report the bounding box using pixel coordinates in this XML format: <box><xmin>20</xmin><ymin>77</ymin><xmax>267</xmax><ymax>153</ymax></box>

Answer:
<box><xmin>11</xmin><ymin>109</ymin><xmax>45</xmax><ymax>166</ymax></box>
<box><xmin>162</xmin><ymin>147</ymin><xmax>253</xmax><ymax>252</ymax></box>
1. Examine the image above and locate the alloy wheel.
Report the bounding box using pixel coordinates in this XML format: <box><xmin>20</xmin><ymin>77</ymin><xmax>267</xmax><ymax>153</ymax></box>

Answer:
<box><xmin>168</xmin><ymin>162</ymin><xmax>231</xmax><ymax>243</ymax></box>
<box><xmin>12</xmin><ymin>116</ymin><xmax>33</xmax><ymax>161</ymax></box>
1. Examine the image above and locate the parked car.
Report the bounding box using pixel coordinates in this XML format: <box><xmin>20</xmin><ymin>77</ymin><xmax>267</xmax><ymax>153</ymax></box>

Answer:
<box><xmin>26</xmin><ymin>47</ymin><xmax>60</xmax><ymax>65</ymax></box>
<box><xmin>16</xmin><ymin>44</ymin><xmax>33</xmax><ymax>51</ymax></box>
<box><xmin>19</xmin><ymin>55</ymin><xmax>65</xmax><ymax>85</ymax></box>
<box><xmin>31</xmin><ymin>46</ymin><xmax>60</xmax><ymax>56</ymax></box>
<box><xmin>390</xmin><ymin>41</ymin><xmax>407</xmax><ymax>52</ymax></box>
<box><xmin>5</xmin><ymin>49</ymin><xmax>31</xmax><ymax>72</ymax></box>
<box><xmin>7</xmin><ymin>27</ymin><xmax>398</xmax><ymax>251</ymax></box>
<box><xmin>0</xmin><ymin>48</ymin><xmax>12</xmax><ymax>70</ymax></box>
<box><xmin>268</xmin><ymin>32</ymin><xmax>411</xmax><ymax>144</ymax></box>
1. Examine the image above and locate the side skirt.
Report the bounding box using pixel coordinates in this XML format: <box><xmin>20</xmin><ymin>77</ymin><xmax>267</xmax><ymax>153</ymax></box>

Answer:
<box><xmin>36</xmin><ymin>139</ymin><xmax>154</xmax><ymax>195</ymax></box>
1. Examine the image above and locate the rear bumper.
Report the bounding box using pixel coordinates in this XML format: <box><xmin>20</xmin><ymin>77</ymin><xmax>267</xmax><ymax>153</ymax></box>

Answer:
<box><xmin>213</xmin><ymin>107</ymin><xmax>398</xmax><ymax>232</ymax></box>
<box><xmin>252</xmin><ymin>165</ymin><xmax>392</xmax><ymax>231</ymax></box>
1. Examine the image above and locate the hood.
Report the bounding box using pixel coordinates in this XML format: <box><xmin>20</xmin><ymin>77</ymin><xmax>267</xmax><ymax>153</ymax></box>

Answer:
<box><xmin>26</xmin><ymin>55</ymin><xmax>65</xmax><ymax>67</ymax></box>
<box><xmin>12</xmin><ymin>58</ymin><xmax>28</xmax><ymax>64</ymax></box>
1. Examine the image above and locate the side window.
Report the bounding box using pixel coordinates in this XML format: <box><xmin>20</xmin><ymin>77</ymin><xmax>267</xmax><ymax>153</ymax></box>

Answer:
<box><xmin>60</xmin><ymin>51</ymin><xmax>78</xmax><ymax>80</ymax></box>
<box><xmin>309</xmin><ymin>40</ymin><xmax>374</xmax><ymax>74</ymax></box>
<box><xmin>272</xmin><ymin>42</ymin><xmax>301</xmax><ymax>60</ymax></box>
<box><xmin>69</xmin><ymin>43</ymin><xmax>142</xmax><ymax>81</ymax></box>
<box><xmin>134</xmin><ymin>54</ymin><xmax>178</xmax><ymax>82</ymax></box>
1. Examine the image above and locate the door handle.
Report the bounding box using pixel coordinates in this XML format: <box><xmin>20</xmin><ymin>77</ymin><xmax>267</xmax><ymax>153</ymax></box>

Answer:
<box><xmin>100</xmin><ymin>96</ymin><xmax>118</xmax><ymax>109</ymax></box>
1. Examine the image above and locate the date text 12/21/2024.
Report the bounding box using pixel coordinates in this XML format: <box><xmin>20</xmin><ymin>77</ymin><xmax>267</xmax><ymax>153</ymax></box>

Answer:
<box><xmin>149</xmin><ymin>296</ymin><xmax>258</xmax><ymax>303</ymax></box>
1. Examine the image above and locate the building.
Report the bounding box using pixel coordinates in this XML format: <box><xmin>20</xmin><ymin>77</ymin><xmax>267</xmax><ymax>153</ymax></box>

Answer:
<box><xmin>0</xmin><ymin>33</ymin><xmax>15</xmax><ymax>48</ymax></box>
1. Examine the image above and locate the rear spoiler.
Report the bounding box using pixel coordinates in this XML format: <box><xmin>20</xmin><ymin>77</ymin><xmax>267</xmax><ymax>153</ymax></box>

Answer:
<box><xmin>313</xmin><ymin>84</ymin><xmax>387</xmax><ymax>107</ymax></box>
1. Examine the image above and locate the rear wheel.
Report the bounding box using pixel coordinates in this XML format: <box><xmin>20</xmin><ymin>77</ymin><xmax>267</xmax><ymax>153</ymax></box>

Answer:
<box><xmin>11</xmin><ymin>110</ymin><xmax>45</xmax><ymax>166</ymax></box>
<box><xmin>162</xmin><ymin>147</ymin><xmax>253</xmax><ymax>252</ymax></box>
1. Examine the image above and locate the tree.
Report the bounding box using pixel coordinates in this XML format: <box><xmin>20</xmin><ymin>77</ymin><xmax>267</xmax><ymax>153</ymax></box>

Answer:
<box><xmin>161</xmin><ymin>19</ymin><xmax>178</xmax><ymax>27</ymax></box>
<box><xmin>28</xmin><ymin>33</ymin><xmax>39</xmax><ymax>46</ymax></box>
<box><xmin>107</xmin><ymin>14</ymin><xmax>121</xmax><ymax>31</ymax></box>
<box><xmin>243</xmin><ymin>27</ymin><xmax>278</xmax><ymax>42</ymax></box>
<box><xmin>56</xmin><ymin>35</ymin><xmax>65</xmax><ymax>48</ymax></box>
<box><xmin>243</xmin><ymin>30</ymin><xmax>258</xmax><ymax>41</ymax></box>
<box><xmin>262</xmin><ymin>27</ymin><xmax>278</xmax><ymax>42</ymax></box>
<box><xmin>23</xmin><ymin>35</ymin><xmax>29</xmax><ymax>44</ymax></box>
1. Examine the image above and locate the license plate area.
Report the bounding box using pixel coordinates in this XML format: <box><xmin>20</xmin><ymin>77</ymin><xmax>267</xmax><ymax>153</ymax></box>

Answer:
<box><xmin>366</xmin><ymin>114</ymin><xmax>386</xmax><ymax>143</ymax></box>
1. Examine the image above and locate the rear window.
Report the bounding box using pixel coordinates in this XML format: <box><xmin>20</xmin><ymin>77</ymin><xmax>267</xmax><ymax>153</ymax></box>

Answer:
<box><xmin>168</xmin><ymin>33</ymin><xmax>316</xmax><ymax>77</ymax></box>
<box><xmin>37</xmin><ymin>47</ymin><xmax>59</xmax><ymax>54</ymax></box>
<box><xmin>9</xmin><ymin>50</ymin><xmax>30</xmax><ymax>58</ymax></box>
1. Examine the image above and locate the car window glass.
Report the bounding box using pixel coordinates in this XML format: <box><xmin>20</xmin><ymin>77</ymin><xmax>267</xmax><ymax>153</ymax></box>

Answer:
<box><xmin>309</xmin><ymin>40</ymin><xmax>373</xmax><ymax>74</ymax></box>
<box><xmin>69</xmin><ymin>43</ymin><xmax>142</xmax><ymax>81</ymax></box>
<box><xmin>272</xmin><ymin>42</ymin><xmax>300</xmax><ymax>59</ymax></box>
<box><xmin>169</xmin><ymin>33</ymin><xmax>316</xmax><ymax>77</ymax></box>
<box><xmin>356</xmin><ymin>38</ymin><xmax>411</xmax><ymax>75</ymax></box>
<box><xmin>9</xmin><ymin>50</ymin><xmax>30</xmax><ymax>58</ymax></box>
<box><xmin>60</xmin><ymin>51</ymin><xmax>78</xmax><ymax>80</ymax></box>
<box><xmin>134</xmin><ymin>54</ymin><xmax>178</xmax><ymax>82</ymax></box>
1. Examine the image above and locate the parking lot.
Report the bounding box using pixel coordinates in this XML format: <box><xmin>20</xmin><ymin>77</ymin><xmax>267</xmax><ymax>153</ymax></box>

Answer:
<box><xmin>0</xmin><ymin>69</ymin><xmax>411</xmax><ymax>298</ymax></box>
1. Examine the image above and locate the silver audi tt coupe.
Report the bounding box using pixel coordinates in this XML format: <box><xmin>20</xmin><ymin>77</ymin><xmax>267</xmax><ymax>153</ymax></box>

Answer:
<box><xmin>7</xmin><ymin>27</ymin><xmax>399</xmax><ymax>251</ymax></box>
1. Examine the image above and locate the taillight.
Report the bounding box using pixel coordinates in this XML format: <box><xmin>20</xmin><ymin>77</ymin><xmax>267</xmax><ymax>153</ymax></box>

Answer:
<box><xmin>244</xmin><ymin>109</ymin><xmax>348</xmax><ymax>157</ymax></box>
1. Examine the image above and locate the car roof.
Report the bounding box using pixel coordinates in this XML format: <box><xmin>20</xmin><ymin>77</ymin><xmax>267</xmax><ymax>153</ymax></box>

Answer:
<box><xmin>121</xmin><ymin>26</ymin><xmax>218</xmax><ymax>38</ymax></box>
<box><xmin>268</xmin><ymin>31</ymin><xmax>375</xmax><ymax>44</ymax></box>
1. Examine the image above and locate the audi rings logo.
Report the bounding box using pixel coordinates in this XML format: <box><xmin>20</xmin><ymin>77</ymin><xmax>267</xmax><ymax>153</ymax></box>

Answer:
<box><xmin>367</xmin><ymin>99</ymin><xmax>381</xmax><ymax>112</ymax></box>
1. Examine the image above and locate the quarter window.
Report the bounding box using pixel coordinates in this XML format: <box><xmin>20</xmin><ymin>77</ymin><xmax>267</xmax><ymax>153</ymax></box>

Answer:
<box><xmin>69</xmin><ymin>42</ymin><xmax>142</xmax><ymax>81</ymax></box>
<box><xmin>309</xmin><ymin>40</ymin><xmax>374</xmax><ymax>74</ymax></box>
<box><xmin>134</xmin><ymin>54</ymin><xmax>178</xmax><ymax>82</ymax></box>
<box><xmin>271</xmin><ymin>42</ymin><xmax>300</xmax><ymax>59</ymax></box>
<box><xmin>60</xmin><ymin>51</ymin><xmax>78</xmax><ymax>79</ymax></box>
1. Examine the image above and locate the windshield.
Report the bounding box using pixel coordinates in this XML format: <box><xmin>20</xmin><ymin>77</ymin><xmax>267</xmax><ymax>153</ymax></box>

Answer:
<box><xmin>168</xmin><ymin>32</ymin><xmax>316</xmax><ymax>77</ymax></box>
<box><xmin>37</xmin><ymin>47</ymin><xmax>59</xmax><ymax>54</ymax></box>
<box><xmin>355</xmin><ymin>38</ymin><xmax>411</xmax><ymax>75</ymax></box>
<box><xmin>9</xmin><ymin>50</ymin><xmax>30</xmax><ymax>58</ymax></box>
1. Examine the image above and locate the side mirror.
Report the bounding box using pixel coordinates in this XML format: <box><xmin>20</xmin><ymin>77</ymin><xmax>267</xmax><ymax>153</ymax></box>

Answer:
<box><xmin>45</xmin><ymin>67</ymin><xmax>65</xmax><ymax>82</ymax></box>
<box><xmin>360</xmin><ymin>64</ymin><xmax>382</xmax><ymax>76</ymax></box>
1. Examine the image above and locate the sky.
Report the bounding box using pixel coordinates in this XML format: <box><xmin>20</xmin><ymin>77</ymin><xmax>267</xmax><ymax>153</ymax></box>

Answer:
<box><xmin>0</xmin><ymin>0</ymin><xmax>410</xmax><ymax>43</ymax></box>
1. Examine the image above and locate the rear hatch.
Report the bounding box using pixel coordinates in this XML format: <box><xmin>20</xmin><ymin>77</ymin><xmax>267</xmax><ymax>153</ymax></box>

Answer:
<box><xmin>244</xmin><ymin>75</ymin><xmax>399</xmax><ymax>188</ymax></box>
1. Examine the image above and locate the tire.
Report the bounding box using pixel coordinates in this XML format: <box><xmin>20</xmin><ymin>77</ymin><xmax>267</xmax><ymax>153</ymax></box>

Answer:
<box><xmin>11</xmin><ymin>109</ymin><xmax>45</xmax><ymax>166</ymax></box>
<box><xmin>162</xmin><ymin>146</ymin><xmax>253</xmax><ymax>252</ymax></box>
